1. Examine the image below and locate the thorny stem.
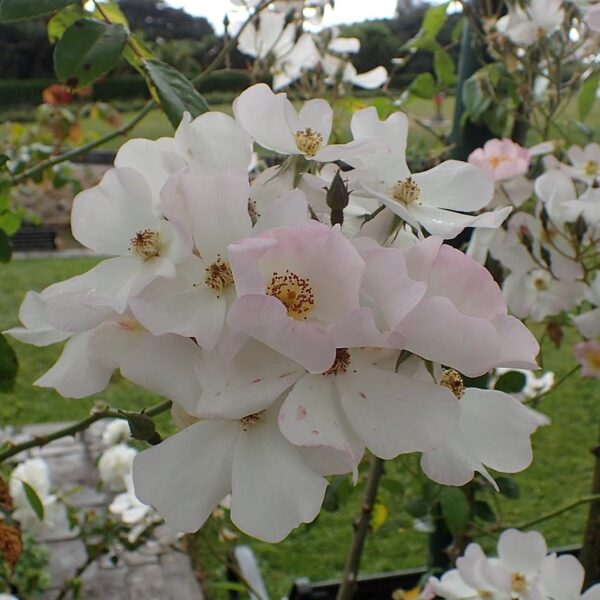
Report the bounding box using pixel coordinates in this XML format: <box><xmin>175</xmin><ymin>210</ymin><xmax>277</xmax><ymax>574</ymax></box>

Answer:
<box><xmin>336</xmin><ymin>455</ymin><xmax>385</xmax><ymax>600</ymax></box>
<box><xmin>0</xmin><ymin>400</ymin><xmax>172</xmax><ymax>463</ymax></box>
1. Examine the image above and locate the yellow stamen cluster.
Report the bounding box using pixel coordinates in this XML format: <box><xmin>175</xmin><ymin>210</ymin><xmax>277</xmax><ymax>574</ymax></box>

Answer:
<box><xmin>392</xmin><ymin>177</ymin><xmax>421</xmax><ymax>205</ymax></box>
<box><xmin>294</xmin><ymin>128</ymin><xmax>324</xmax><ymax>157</ymax></box>
<box><xmin>511</xmin><ymin>573</ymin><xmax>527</xmax><ymax>592</ymax></box>
<box><xmin>324</xmin><ymin>348</ymin><xmax>352</xmax><ymax>376</ymax></box>
<box><xmin>584</xmin><ymin>160</ymin><xmax>599</xmax><ymax>177</ymax></box>
<box><xmin>489</xmin><ymin>154</ymin><xmax>510</xmax><ymax>169</ymax></box>
<box><xmin>130</xmin><ymin>228</ymin><xmax>161</xmax><ymax>260</ymax></box>
<box><xmin>267</xmin><ymin>270</ymin><xmax>315</xmax><ymax>320</ymax></box>
<box><xmin>440</xmin><ymin>369</ymin><xmax>465</xmax><ymax>399</ymax></box>
<box><xmin>533</xmin><ymin>276</ymin><xmax>548</xmax><ymax>290</ymax></box>
<box><xmin>204</xmin><ymin>255</ymin><xmax>234</xmax><ymax>297</ymax></box>
<box><xmin>248</xmin><ymin>199</ymin><xmax>260</xmax><ymax>224</ymax></box>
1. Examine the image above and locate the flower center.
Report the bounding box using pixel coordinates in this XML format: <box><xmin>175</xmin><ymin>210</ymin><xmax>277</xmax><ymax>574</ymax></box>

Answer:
<box><xmin>239</xmin><ymin>410</ymin><xmax>265</xmax><ymax>431</ymax></box>
<box><xmin>392</xmin><ymin>177</ymin><xmax>421</xmax><ymax>205</ymax></box>
<box><xmin>588</xmin><ymin>349</ymin><xmax>600</xmax><ymax>370</ymax></box>
<box><xmin>584</xmin><ymin>160</ymin><xmax>599</xmax><ymax>176</ymax></box>
<box><xmin>295</xmin><ymin>128</ymin><xmax>324</xmax><ymax>157</ymax></box>
<box><xmin>248</xmin><ymin>199</ymin><xmax>260</xmax><ymax>225</ymax></box>
<box><xmin>489</xmin><ymin>154</ymin><xmax>510</xmax><ymax>169</ymax></box>
<box><xmin>204</xmin><ymin>256</ymin><xmax>234</xmax><ymax>297</ymax></box>
<box><xmin>267</xmin><ymin>270</ymin><xmax>315</xmax><ymax>320</ymax></box>
<box><xmin>533</xmin><ymin>275</ymin><xmax>548</xmax><ymax>290</ymax></box>
<box><xmin>324</xmin><ymin>348</ymin><xmax>351</xmax><ymax>375</ymax></box>
<box><xmin>511</xmin><ymin>573</ymin><xmax>527</xmax><ymax>592</ymax></box>
<box><xmin>130</xmin><ymin>228</ymin><xmax>161</xmax><ymax>260</ymax></box>
<box><xmin>440</xmin><ymin>369</ymin><xmax>465</xmax><ymax>399</ymax></box>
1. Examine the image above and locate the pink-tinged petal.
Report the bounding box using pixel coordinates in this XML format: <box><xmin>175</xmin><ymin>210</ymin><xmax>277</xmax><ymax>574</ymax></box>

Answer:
<box><xmin>4</xmin><ymin>291</ymin><xmax>70</xmax><ymax>346</ymax></box>
<box><xmin>35</xmin><ymin>331</ymin><xmax>112</xmax><ymax>398</ymax></box>
<box><xmin>396</xmin><ymin>297</ymin><xmax>501</xmax><ymax>377</ymax></box>
<box><xmin>498</xmin><ymin>529</ymin><xmax>547</xmax><ymax>575</ymax></box>
<box><xmin>402</xmin><ymin>236</ymin><xmax>444</xmax><ymax>281</ymax></box>
<box><xmin>232</xmin><ymin>84</ymin><xmax>298</xmax><ymax>154</ymax></box>
<box><xmin>71</xmin><ymin>167</ymin><xmax>158</xmax><ymax>255</ymax></box>
<box><xmin>337</xmin><ymin>368</ymin><xmax>459</xmax><ymax>459</ymax></box>
<box><xmin>114</xmin><ymin>137</ymin><xmax>185</xmax><ymax>209</ymax></box>
<box><xmin>120</xmin><ymin>334</ymin><xmax>202</xmax><ymax>413</ymax></box>
<box><xmin>296</xmin><ymin>98</ymin><xmax>333</xmax><ymax>142</ymax></box>
<box><xmin>174</xmin><ymin>111</ymin><xmax>252</xmax><ymax>174</ymax></box>
<box><xmin>313</xmin><ymin>139</ymin><xmax>388</xmax><ymax>165</ymax></box>
<box><xmin>361</xmin><ymin>247</ymin><xmax>428</xmax><ymax>329</ymax></box>
<box><xmin>427</xmin><ymin>244</ymin><xmax>506</xmax><ymax>320</ymax></box>
<box><xmin>227</xmin><ymin>294</ymin><xmax>336</xmax><ymax>374</ymax></box>
<box><xmin>86</xmin><ymin>319</ymin><xmax>148</xmax><ymax>369</ymax></box>
<box><xmin>228</xmin><ymin>236</ymin><xmax>278</xmax><ymax>296</ymax></box>
<box><xmin>279</xmin><ymin>374</ymin><xmax>362</xmax><ymax>477</ymax></box>
<box><xmin>460</xmin><ymin>389</ymin><xmax>539</xmax><ymax>472</ymax></box>
<box><xmin>132</xmin><ymin>420</ymin><xmax>236</xmax><ymax>532</ymax></box>
<box><xmin>413</xmin><ymin>160</ymin><xmax>494</xmax><ymax>212</ymax></box>
<box><xmin>131</xmin><ymin>257</ymin><xmax>228</xmax><ymax>350</ymax></box>
<box><xmin>540</xmin><ymin>554</ymin><xmax>584</xmax><ymax>600</ymax></box>
<box><xmin>573</xmin><ymin>308</ymin><xmax>600</xmax><ymax>339</ymax></box>
<box><xmin>161</xmin><ymin>170</ymin><xmax>252</xmax><ymax>260</ymax></box>
<box><xmin>231</xmin><ymin>413</ymin><xmax>327</xmax><ymax>542</ymax></box>
<box><xmin>493</xmin><ymin>315</ymin><xmax>539</xmax><ymax>369</ymax></box>
<box><xmin>328</xmin><ymin>308</ymin><xmax>387</xmax><ymax>348</ymax></box>
<box><xmin>196</xmin><ymin>340</ymin><xmax>303</xmax><ymax>419</ymax></box>
<box><xmin>252</xmin><ymin>188</ymin><xmax>309</xmax><ymax>234</ymax></box>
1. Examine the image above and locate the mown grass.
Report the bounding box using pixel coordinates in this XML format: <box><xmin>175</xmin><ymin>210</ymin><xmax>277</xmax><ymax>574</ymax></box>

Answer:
<box><xmin>1</xmin><ymin>258</ymin><xmax>597</xmax><ymax>599</ymax></box>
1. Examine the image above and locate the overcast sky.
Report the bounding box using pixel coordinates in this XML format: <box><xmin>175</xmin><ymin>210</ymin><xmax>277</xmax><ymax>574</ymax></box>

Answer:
<box><xmin>164</xmin><ymin>0</ymin><xmax>400</xmax><ymax>34</ymax></box>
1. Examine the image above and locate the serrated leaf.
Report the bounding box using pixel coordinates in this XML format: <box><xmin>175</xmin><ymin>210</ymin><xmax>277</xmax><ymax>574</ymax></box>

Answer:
<box><xmin>54</xmin><ymin>18</ymin><xmax>128</xmax><ymax>88</ymax></box>
<box><xmin>0</xmin><ymin>230</ymin><xmax>11</xmax><ymax>263</ymax></box>
<box><xmin>494</xmin><ymin>371</ymin><xmax>526</xmax><ymax>394</ymax></box>
<box><xmin>496</xmin><ymin>476</ymin><xmax>520</xmax><ymax>499</ymax></box>
<box><xmin>21</xmin><ymin>481</ymin><xmax>44</xmax><ymax>522</ymax></box>
<box><xmin>440</xmin><ymin>487</ymin><xmax>470</xmax><ymax>535</ymax></box>
<box><xmin>422</xmin><ymin>2</ymin><xmax>450</xmax><ymax>38</ymax></box>
<box><xmin>323</xmin><ymin>475</ymin><xmax>353</xmax><ymax>512</ymax></box>
<box><xmin>47</xmin><ymin>4</ymin><xmax>84</xmax><ymax>43</ymax></box>
<box><xmin>578</xmin><ymin>72</ymin><xmax>599</xmax><ymax>122</ymax></box>
<box><xmin>451</xmin><ymin>17</ymin><xmax>465</xmax><ymax>44</ymax></box>
<box><xmin>0</xmin><ymin>0</ymin><xmax>77</xmax><ymax>22</ymax></box>
<box><xmin>434</xmin><ymin>49</ymin><xmax>456</xmax><ymax>87</ymax></box>
<box><xmin>143</xmin><ymin>58</ymin><xmax>210</xmax><ymax>128</ymax></box>
<box><xmin>409</xmin><ymin>72</ymin><xmax>436</xmax><ymax>100</ymax></box>
<box><xmin>0</xmin><ymin>333</ymin><xmax>17</xmax><ymax>392</ymax></box>
<box><xmin>371</xmin><ymin>501</ymin><xmax>389</xmax><ymax>532</ymax></box>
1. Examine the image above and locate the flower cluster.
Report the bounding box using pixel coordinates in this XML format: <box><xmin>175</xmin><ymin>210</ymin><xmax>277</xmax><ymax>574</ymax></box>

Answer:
<box><xmin>425</xmin><ymin>529</ymin><xmax>600</xmax><ymax>600</ymax></box>
<box><xmin>5</xmin><ymin>84</ymin><xmax>543</xmax><ymax>542</ymax></box>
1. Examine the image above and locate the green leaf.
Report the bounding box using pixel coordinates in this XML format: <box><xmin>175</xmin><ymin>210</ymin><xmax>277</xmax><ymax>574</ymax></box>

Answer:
<box><xmin>54</xmin><ymin>18</ymin><xmax>128</xmax><ymax>88</ymax></box>
<box><xmin>451</xmin><ymin>17</ymin><xmax>465</xmax><ymax>44</ymax></box>
<box><xmin>143</xmin><ymin>58</ymin><xmax>210</xmax><ymax>128</ymax></box>
<box><xmin>0</xmin><ymin>333</ymin><xmax>18</xmax><ymax>392</ymax></box>
<box><xmin>462</xmin><ymin>76</ymin><xmax>491</xmax><ymax>122</ymax></box>
<box><xmin>371</xmin><ymin>501</ymin><xmax>389</xmax><ymax>532</ymax></box>
<box><xmin>440</xmin><ymin>487</ymin><xmax>470</xmax><ymax>535</ymax></box>
<box><xmin>323</xmin><ymin>475</ymin><xmax>353</xmax><ymax>512</ymax></box>
<box><xmin>0</xmin><ymin>229</ymin><xmax>11</xmax><ymax>263</ymax></box>
<box><xmin>434</xmin><ymin>50</ymin><xmax>456</xmax><ymax>87</ymax></box>
<box><xmin>0</xmin><ymin>0</ymin><xmax>77</xmax><ymax>22</ymax></box>
<box><xmin>463</xmin><ymin>374</ymin><xmax>489</xmax><ymax>389</ymax></box>
<box><xmin>474</xmin><ymin>500</ymin><xmax>496</xmax><ymax>523</ymax></box>
<box><xmin>409</xmin><ymin>72</ymin><xmax>436</xmax><ymax>99</ymax></box>
<box><xmin>496</xmin><ymin>476</ymin><xmax>520</xmax><ymax>499</ymax></box>
<box><xmin>119</xmin><ymin>411</ymin><xmax>161</xmax><ymax>445</ymax></box>
<box><xmin>0</xmin><ymin>209</ymin><xmax>21</xmax><ymax>236</ymax></box>
<box><xmin>494</xmin><ymin>371</ymin><xmax>526</xmax><ymax>394</ymax></box>
<box><xmin>21</xmin><ymin>481</ymin><xmax>44</xmax><ymax>521</ymax></box>
<box><xmin>0</xmin><ymin>155</ymin><xmax>8</xmax><ymax>170</ymax></box>
<box><xmin>578</xmin><ymin>71</ymin><xmax>600</xmax><ymax>122</ymax></box>
<box><xmin>421</xmin><ymin>2</ymin><xmax>450</xmax><ymax>38</ymax></box>
<box><xmin>47</xmin><ymin>4</ymin><xmax>84</xmax><ymax>43</ymax></box>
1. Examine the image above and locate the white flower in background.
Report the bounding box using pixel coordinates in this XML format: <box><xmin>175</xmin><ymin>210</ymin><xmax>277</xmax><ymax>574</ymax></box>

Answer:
<box><xmin>574</xmin><ymin>340</ymin><xmax>600</xmax><ymax>378</ymax></box>
<box><xmin>9</xmin><ymin>458</ymin><xmax>65</xmax><ymax>535</ymax></box>
<box><xmin>540</xmin><ymin>554</ymin><xmax>600</xmax><ymax>600</ymax></box>
<box><xmin>237</xmin><ymin>11</ymin><xmax>296</xmax><ymax>61</ymax></box>
<box><xmin>102</xmin><ymin>419</ymin><xmax>131</xmax><ymax>446</ymax></box>
<box><xmin>109</xmin><ymin>474</ymin><xmax>155</xmax><ymax>526</ymax></box>
<box><xmin>233</xmin><ymin>83</ymin><xmax>384</xmax><ymax>164</ymax></box>
<box><xmin>322</xmin><ymin>54</ymin><xmax>388</xmax><ymax>90</ymax></box>
<box><xmin>558</xmin><ymin>143</ymin><xmax>600</xmax><ymax>185</ymax></box>
<box><xmin>272</xmin><ymin>33</ymin><xmax>321</xmax><ymax>90</ymax></box>
<box><xmin>98</xmin><ymin>443</ymin><xmax>137</xmax><ymax>492</ymax></box>
<box><xmin>587</xmin><ymin>3</ymin><xmax>600</xmax><ymax>31</ymax></box>
<box><xmin>492</xmin><ymin>368</ymin><xmax>555</xmax><ymax>403</ymax></box>
<box><xmin>573</xmin><ymin>274</ymin><xmax>600</xmax><ymax>339</ymax></box>
<box><xmin>496</xmin><ymin>0</ymin><xmax>565</xmax><ymax>46</ymax></box>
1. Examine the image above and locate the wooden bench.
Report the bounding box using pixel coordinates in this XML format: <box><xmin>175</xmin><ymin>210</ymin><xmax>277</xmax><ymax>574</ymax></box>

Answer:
<box><xmin>9</xmin><ymin>226</ymin><xmax>57</xmax><ymax>251</ymax></box>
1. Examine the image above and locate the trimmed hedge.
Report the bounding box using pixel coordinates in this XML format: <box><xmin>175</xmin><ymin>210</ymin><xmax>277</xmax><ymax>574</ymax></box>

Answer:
<box><xmin>0</xmin><ymin>70</ymin><xmax>252</xmax><ymax>109</ymax></box>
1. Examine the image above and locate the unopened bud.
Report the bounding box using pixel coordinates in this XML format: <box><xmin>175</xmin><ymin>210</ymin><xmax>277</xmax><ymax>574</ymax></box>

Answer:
<box><xmin>119</xmin><ymin>412</ymin><xmax>162</xmax><ymax>445</ymax></box>
<box><xmin>326</xmin><ymin>170</ymin><xmax>351</xmax><ymax>227</ymax></box>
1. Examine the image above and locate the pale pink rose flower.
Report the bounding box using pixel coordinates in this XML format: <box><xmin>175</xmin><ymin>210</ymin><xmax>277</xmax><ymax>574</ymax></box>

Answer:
<box><xmin>573</xmin><ymin>340</ymin><xmax>600</xmax><ymax>378</ymax></box>
<box><xmin>468</xmin><ymin>139</ymin><xmax>531</xmax><ymax>182</ymax></box>
<box><xmin>587</xmin><ymin>4</ymin><xmax>600</xmax><ymax>32</ymax></box>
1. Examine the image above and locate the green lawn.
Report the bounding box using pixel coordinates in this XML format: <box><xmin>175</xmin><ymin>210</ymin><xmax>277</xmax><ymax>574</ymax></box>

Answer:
<box><xmin>1</xmin><ymin>258</ymin><xmax>598</xmax><ymax>599</ymax></box>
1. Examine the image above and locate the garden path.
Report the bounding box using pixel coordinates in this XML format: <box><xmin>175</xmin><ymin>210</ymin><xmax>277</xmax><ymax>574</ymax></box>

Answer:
<box><xmin>15</xmin><ymin>421</ymin><xmax>204</xmax><ymax>600</ymax></box>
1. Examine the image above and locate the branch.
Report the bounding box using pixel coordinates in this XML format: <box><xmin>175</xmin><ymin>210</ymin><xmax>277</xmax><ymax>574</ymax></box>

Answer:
<box><xmin>0</xmin><ymin>400</ymin><xmax>172</xmax><ymax>463</ymax></box>
<box><xmin>336</xmin><ymin>455</ymin><xmax>385</xmax><ymax>600</ymax></box>
<box><xmin>9</xmin><ymin>100</ymin><xmax>156</xmax><ymax>187</ymax></box>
